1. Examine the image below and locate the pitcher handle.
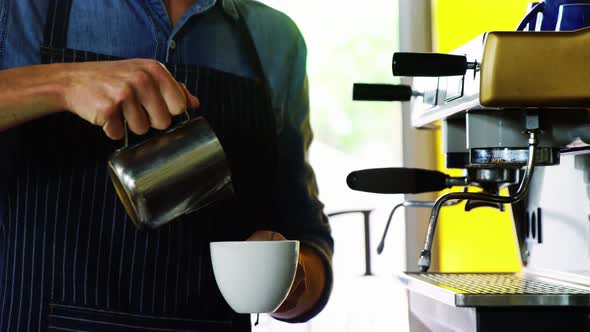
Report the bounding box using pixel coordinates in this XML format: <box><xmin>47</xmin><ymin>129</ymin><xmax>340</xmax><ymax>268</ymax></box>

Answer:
<box><xmin>123</xmin><ymin>111</ymin><xmax>191</xmax><ymax>148</ymax></box>
<box><xmin>517</xmin><ymin>1</ymin><xmax>546</xmax><ymax>31</ymax></box>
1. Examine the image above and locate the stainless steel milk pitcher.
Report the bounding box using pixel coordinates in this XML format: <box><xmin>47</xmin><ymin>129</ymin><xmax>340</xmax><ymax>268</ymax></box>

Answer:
<box><xmin>107</xmin><ymin>114</ymin><xmax>234</xmax><ymax>229</ymax></box>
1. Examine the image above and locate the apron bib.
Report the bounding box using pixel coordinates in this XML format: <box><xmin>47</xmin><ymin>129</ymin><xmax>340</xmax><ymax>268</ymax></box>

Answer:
<box><xmin>0</xmin><ymin>0</ymin><xmax>278</xmax><ymax>331</ymax></box>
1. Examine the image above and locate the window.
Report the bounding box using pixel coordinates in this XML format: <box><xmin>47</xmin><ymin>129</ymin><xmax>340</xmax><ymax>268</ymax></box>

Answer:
<box><xmin>255</xmin><ymin>1</ymin><xmax>407</xmax><ymax>331</ymax></box>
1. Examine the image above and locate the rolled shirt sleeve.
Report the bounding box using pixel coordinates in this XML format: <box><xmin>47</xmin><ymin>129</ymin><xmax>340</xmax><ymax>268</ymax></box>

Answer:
<box><xmin>270</xmin><ymin>23</ymin><xmax>334</xmax><ymax>322</ymax></box>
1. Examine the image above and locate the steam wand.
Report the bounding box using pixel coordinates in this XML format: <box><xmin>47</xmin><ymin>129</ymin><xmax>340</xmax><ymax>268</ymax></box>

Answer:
<box><xmin>418</xmin><ymin>130</ymin><xmax>539</xmax><ymax>272</ymax></box>
<box><xmin>377</xmin><ymin>198</ymin><xmax>463</xmax><ymax>255</ymax></box>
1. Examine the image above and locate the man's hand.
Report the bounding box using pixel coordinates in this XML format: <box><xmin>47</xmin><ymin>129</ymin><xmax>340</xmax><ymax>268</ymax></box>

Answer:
<box><xmin>246</xmin><ymin>230</ymin><xmax>327</xmax><ymax>320</ymax></box>
<box><xmin>246</xmin><ymin>230</ymin><xmax>307</xmax><ymax>313</ymax></box>
<box><xmin>60</xmin><ymin>59</ymin><xmax>200</xmax><ymax>139</ymax></box>
<box><xmin>0</xmin><ymin>59</ymin><xmax>199</xmax><ymax>137</ymax></box>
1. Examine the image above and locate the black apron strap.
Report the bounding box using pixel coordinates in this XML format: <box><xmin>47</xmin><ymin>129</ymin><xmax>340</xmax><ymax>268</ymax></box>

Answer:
<box><xmin>42</xmin><ymin>0</ymin><xmax>73</xmax><ymax>48</ymax></box>
<box><xmin>232</xmin><ymin>5</ymin><xmax>273</xmax><ymax>103</ymax></box>
<box><xmin>41</xmin><ymin>0</ymin><xmax>273</xmax><ymax>107</ymax></box>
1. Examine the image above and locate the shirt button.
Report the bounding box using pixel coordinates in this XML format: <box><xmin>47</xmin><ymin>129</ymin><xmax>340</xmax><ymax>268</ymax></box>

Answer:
<box><xmin>169</xmin><ymin>39</ymin><xmax>176</xmax><ymax>50</ymax></box>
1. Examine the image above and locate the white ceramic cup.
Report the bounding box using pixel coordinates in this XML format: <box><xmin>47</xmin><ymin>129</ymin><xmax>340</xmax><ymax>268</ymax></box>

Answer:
<box><xmin>210</xmin><ymin>240</ymin><xmax>300</xmax><ymax>314</ymax></box>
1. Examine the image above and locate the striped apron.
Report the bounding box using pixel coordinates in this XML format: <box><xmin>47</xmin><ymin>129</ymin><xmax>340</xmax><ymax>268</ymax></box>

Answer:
<box><xmin>0</xmin><ymin>1</ymin><xmax>278</xmax><ymax>331</ymax></box>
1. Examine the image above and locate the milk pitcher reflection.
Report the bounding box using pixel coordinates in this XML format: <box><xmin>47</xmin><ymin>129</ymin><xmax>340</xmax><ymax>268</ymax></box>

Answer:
<box><xmin>107</xmin><ymin>114</ymin><xmax>233</xmax><ymax>229</ymax></box>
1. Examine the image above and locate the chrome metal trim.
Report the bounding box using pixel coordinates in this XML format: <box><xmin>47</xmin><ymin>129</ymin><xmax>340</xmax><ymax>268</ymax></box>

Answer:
<box><xmin>399</xmin><ymin>272</ymin><xmax>590</xmax><ymax>307</ymax></box>
<box><xmin>418</xmin><ymin>131</ymin><xmax>539</xmax><ymax>272</ymax></box>
<box><xmin>524</xmin><ymin>268</ymin><xmax>590</xmax><ymax>289</ymax></box>
<box><xmin>412</xmin><ymin>96</ymin><xmax>481</xmax><ymax>128</ymax></box>
<box><xmin>471</xmin><ymin>147</ymin><xmax>560</xmax><ymax>166</ymax></box>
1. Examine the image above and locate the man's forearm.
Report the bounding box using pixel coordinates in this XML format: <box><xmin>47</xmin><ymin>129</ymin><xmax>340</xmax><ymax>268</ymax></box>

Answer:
<box><xmin>0</xmin><ymin>63</ymin><xmax>67</xmax><ymax>131</ymax></box>
<box><xmin>0</xmin><ymin>60</ymin><xmax>198</xmax><ymax>137</ymax></box>
<box><xmin>272</xmin><ymin>244</ymin><xmax>327</xmax><ymax>320</ymax></box>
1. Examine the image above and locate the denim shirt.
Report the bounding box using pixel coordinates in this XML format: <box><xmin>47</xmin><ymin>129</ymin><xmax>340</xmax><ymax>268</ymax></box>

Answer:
<box><xmin>0</xmin><ymin>0</ymin><xmax>333</xmax><ymax>323</ymax></box>
<box><xmin>1</xmin><ymin>0</ymin><xmax>303</xmax><ymax>113</ymax></box>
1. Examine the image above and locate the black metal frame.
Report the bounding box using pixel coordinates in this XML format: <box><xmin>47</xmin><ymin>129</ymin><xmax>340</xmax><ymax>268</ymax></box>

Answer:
<box><xmin>328</xmin><ymin>210</ymin><xmax>374</xmax><ymax>276</ymax></box>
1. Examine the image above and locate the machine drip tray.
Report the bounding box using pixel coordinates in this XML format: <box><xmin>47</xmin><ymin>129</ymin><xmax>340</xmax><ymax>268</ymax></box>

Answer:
<box><xmin>399</xmin><ymin>272</ymin><xmax>590</xmax><ymax>307</ymax></box>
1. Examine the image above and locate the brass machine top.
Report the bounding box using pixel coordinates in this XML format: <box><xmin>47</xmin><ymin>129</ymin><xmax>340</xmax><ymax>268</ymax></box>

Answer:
<box><xmin>481</xmin><ymin>27</ymin><xmax>590</xmax><ymax>108</ymax></box>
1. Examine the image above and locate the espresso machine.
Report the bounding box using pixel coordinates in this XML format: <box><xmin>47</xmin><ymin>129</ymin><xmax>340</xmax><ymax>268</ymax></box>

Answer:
<box><xmin>350</xmin><ymin>27</ymin><xmax>590</xmax><ymax>331</ymax></box>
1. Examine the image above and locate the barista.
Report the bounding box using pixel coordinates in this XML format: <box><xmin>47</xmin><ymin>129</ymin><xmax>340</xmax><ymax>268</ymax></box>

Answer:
<box><xmin>0</xmin><ymin>0</ymin><xmax>333</xmax><ymax>331</ymax></box>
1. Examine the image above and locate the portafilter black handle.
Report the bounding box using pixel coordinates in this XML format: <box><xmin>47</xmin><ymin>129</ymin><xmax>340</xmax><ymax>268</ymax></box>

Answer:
<box><xmin>347</xmin><ymin>168</ymin><xmax>452</xmax><ymax>194</ymax></box>
<box><xmin>392</xmin><ymin>52</ymin><xmax>469</xmax><ymax>77</ymax></box>
<box><xmin>353</xmin><ymin>83</ymin><xmax>414</xmax><ymax>102</ymax></box>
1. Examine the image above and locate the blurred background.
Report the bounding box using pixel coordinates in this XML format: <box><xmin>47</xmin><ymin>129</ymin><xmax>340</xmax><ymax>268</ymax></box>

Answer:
<box><xmin>250</xmin><ymin>1</ymin><xmax>533</xmax><ymax>331</ymax></box>
<box><xmin>256</xmin><ymin>0</ymin><xmax>407</xmax><ymax>331</ymax></box>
